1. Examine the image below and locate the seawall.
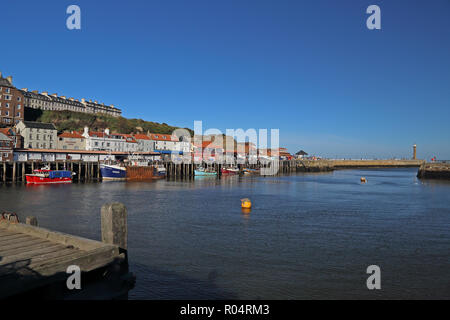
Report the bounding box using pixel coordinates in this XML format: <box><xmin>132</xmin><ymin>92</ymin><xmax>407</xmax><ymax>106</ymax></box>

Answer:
<box><xmin>417</xmin><ymin>162</ymin><xmax>450</xmax><ymax>180</ymax></box>
<box><xmin>296</xmin><ymin>159</ymin><xmax>424</xmax><ymax>172</ymax></box>
<box><xmin>330</xmin><ymin>159</ymin><xmax>424</xmax><ymax>168</ymax></box>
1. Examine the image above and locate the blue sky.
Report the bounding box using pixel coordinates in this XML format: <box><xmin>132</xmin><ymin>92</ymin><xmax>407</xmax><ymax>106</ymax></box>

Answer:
<box><xmin>1</xmin><ymin>0</ymin><xmax>449</xmax><ymax>159</ymax></box>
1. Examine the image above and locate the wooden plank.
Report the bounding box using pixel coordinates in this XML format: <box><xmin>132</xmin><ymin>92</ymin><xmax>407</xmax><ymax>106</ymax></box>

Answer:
<box><xmin>0</xmin><ymin>244</ymin><xmax>70</xmax><ymax>266</ymax></box>
<box><xmin>0</xmin><ymin>246</ymin><xmax>120</xmax><ymax>298</ymax></box>
<box><xmin>0</xmin><ymin>232</ymin><xmax>30</xmax><ymax>241</ymax></box>
<box><xmin>0</xmin><ymin>234</ymin><xmax>35</xmax><ymax>245</ymax></box>
<box><xmin>0</xmin><ymin>238</ymin><xmax>52</xmax><ymax>256</ymax></box>
<box><xmin>0</xmin><ymin>222</ymin><xmax>104</xmax><ymax>251</ymax></box>
<box><xmin>0</xmin><ymin>229</ymin><xmax>21</xmax><ymax>237</ymax></box>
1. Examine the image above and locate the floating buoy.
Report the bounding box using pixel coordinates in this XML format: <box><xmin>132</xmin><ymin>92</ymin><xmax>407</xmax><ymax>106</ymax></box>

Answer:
<box><xmin>360</xmin><ymin>177</ymin><xmax>367</xmax><ymax>183</ymax></box>
<box><xmin>241</xmin><ymin>198</ymin><xmax>252</xmax><ymax>209</ymax></box>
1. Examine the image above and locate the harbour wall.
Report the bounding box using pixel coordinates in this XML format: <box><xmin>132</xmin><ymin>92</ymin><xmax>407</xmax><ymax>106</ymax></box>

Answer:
<box><xmin>329</xmin><ymin>159</ymin><xmax>424</xmax><ymax>168</ymax></box>
<box><xmin>296</xmin><ymin>159</ymin><xmax>424</xmax><ymax>172</ymax></box>
<box><xmin>417</xmin><ymin>162</ymin><xmax>450</xmax><ymax>180</ymax></box>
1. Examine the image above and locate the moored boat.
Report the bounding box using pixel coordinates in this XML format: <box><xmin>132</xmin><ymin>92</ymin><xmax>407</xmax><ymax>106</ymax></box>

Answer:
<box><xmin>195</xmin><ymin>167</ymin><xmax>217</xmax><ymax>176</ymax></box>
<box><xmin>100</xmin><ymin>164</ymin><xmax>127</xmax><ymax>181</ymax></box>
<box><xmin>26</xmin><ymin>168</ymin><xmax>73</xmax><ymax>185</ymax></box>
<box><xmin>221</xmin><ymin>167</ymin><xmax>239</xmax><ymax>175</ymax></box>
<box><xmin>153</xmin><ymin>165</ymin><xmax>167</xmax><ymax>179</ymax></box>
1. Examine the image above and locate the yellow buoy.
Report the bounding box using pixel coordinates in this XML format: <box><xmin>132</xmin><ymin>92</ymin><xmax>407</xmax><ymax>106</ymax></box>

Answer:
<box><xmin>360</xmin><ymin>177</ymin><xmax>367</xmax><ymax>183</ymax></box>
<box><xmin>241</xmin><ymin>198</ymin><xmax>252</xmax><ymax>209</ymax></box>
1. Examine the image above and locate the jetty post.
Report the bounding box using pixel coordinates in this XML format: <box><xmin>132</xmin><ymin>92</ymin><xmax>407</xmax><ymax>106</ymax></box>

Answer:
<box><xmin>101</xmin><ymin>202</ymin><xmax>128</xmax><ymax>253</ymax></box>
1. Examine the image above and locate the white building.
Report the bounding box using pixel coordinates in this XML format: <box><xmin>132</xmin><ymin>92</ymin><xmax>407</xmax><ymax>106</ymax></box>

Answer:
<box><xmin>15</xmin><ymin>120</ymin><xmax>57</xmax><ymax>149</ymax></box>
<box><xmin>82</xmin><ymin>127</ymin><xmax>137</xmax><ymax>152</ymax></box>
<box><xmin>148</xmin><ymin>133</ymin><xmax>190</xmax><ymax>153</ymax></box>
<box><xmin>133</xmin><ymin>134</ymin><xmax>155</xmax><ymax>152</ymax></box>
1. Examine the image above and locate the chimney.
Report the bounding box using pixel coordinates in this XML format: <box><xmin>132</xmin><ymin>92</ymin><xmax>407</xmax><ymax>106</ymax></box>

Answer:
<box><xmin>61</xmin><ymin>96</ymin><xmax>66</xmax><ymax>99</ymax></box>
<box><xmin>32</xmin><ymin>90</ymin><xmax>38</xmax><ymax>93</ymax></box>
<box><xmin>7</xmin><ymin>76</ymin><xmax>13</xmax><ymax>85</ymax></box>
<box><xmin>105</xmin><ymin>128</ymin><xmax>110</xmax><ymax>135</ymax></box>
<box><xmin>69</xmin><ymin>97</ymin><xmax>74</xmax><ymax>101</ymax></box>
<box><xmin>94</xmin><ymin>100</ymin><xmax>98</xmax><ymax>104</ymax></box>
<box><xmin>21</xmin><ymin>88</ymin><xmax>28</xmax><ymax>92</ymax></box>
<box><xmin>81</xmin><ymin>98</ymin><xmax>86</xmax><ymax>103</ymax></box>
<box><xmin>83</xmin><ymin>126</ymin><xmax>89</xmax><ymax>135</ymax></box>
<box><xmin>51</xmin><ymin>93</ymin><xmax>57</xmax><ymax>97</ymax></box>
<box><xmin>42</xmin><ymin>92</ymin><xmax>48</xmax><ymax>96</ymax></box>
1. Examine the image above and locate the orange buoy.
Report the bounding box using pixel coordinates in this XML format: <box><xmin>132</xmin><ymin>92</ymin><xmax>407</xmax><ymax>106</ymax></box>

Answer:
<box><xmin>360</xmin><ymin>177</ymin><xmax>367</xmax><ymax>183</ymax></box>
<box><xmin>241</xmin><ymin>198</ymin><xmax>252</xmax><ymax>209</ymax></box>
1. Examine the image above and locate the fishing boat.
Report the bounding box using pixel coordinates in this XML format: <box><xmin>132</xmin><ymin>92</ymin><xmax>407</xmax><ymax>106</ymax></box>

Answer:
<box><xmin>100</xmin><ymin>164</ymin><xmax>127</xmax><ymax>181</ymax></box>
<box><xmin>221</xmin><ymin>167</ymin><xmax>239</xmax><ymax>175</ymax></box>
<box><xmin>195</xmin><ymin>167</ymin><xmax>217</xmax><ymax>176</ymax></box>
<box><xmin>243</xmin><ymin>168</ymin><xmax>260</xmax><ymax>175</ymax></box>
<box><xmin>153</xmin><ymin>165</ymin><xmax>167</xmax><ymax>179</ymax></box>
<box><xmin>26</xmin><ymin>167</ymin><xmax>73</xmax><ymax>184</ymax></box>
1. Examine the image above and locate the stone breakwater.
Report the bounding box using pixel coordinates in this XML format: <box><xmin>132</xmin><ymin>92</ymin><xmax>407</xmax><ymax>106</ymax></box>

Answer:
<box><xmin>417</xmin><ymin>162</ymin><xmax>450</xmax><ymax>180</ymax></box>
<box><xmin>296</xmin><ymin>159</ymin><xmax>424</xmax><ymax>172</ymax></box>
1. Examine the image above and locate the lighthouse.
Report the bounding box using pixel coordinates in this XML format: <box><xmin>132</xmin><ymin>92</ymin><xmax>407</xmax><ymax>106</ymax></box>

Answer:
<box><xmin>413</xmin><ymin>144</ymin><xmax>417</xmax><ymax>160</ymax></box>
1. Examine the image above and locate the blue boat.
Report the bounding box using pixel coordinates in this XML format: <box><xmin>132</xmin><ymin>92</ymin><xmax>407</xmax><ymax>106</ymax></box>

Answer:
<box><xmin>100</xmin><ymin>164</ymin><xmax>127</xmax><ymax>181</ymax></box>
<box><xmin>195</xmin><ymin>168</ymin><xmax>217</xmax><ymax>177</ymax></box>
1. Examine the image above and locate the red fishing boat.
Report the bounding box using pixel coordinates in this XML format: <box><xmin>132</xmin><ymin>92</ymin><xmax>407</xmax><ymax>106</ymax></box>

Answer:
<box><xmin>26</xmin><ymin>166</ymin><xmax>73</xmax><ymax>184</ymax></box>
<box><xmin>221</xmin><ymin>167</ymin><xmax>239</xmax><ymax>175</ymax></box>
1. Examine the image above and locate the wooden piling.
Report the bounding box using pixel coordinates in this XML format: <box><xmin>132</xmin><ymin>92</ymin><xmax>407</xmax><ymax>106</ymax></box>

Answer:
<box><xmin>101</xmin><ymin>202</ymin><xmax>128</xmax><ymax>251</ymax></box>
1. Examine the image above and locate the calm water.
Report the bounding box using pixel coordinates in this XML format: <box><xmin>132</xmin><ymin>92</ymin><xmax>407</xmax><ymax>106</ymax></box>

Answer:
<box><xmin>1</xmin><ymin>168</ymin><xmax>449</xmax><ymax>299</ymax></box>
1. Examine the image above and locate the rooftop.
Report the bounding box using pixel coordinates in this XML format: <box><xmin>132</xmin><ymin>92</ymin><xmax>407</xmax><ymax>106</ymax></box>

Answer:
<box><xmin>21</xmin><ymin>121</ymin><xmax>57</xmax><ymax>130</ymax></box>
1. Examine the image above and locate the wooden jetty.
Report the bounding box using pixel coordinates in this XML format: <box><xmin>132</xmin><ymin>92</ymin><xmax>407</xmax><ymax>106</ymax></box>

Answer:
<box><xmin>0</xmin><ymin>203</ymin><xmax>134</xmax><ymax>299</ymax></box>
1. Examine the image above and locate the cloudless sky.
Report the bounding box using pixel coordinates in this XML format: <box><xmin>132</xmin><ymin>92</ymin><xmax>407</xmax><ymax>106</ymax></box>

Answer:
<box><xmin>1</xmin><ymin>0</ymin><xmax>449</xmax><ymax>159</ymax></box>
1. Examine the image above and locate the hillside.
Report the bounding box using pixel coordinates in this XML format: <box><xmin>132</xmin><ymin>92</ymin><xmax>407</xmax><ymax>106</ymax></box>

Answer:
<box><xmin>24</xmin><ymin>108</ymin><xmax>192</xmax><ymax>135</ymax></box>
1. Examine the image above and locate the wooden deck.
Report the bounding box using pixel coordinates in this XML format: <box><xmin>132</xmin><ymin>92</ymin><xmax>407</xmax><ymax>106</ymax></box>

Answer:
<box><xmin>0</xmin><ymin>220</ymin><xmax>122</xmax><ymax>299</ymax></box>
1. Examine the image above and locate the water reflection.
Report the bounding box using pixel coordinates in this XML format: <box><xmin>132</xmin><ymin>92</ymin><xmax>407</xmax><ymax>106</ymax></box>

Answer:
<box><xmin>1</xmin><ymin>168</ymin><xmax>449</xmax><ymax>299</ymax></box>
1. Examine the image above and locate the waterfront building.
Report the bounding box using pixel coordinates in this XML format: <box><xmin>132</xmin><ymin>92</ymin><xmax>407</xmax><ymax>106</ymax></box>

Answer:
<box><xmin>0</xmin><ymin>132</ymin><xmax>14</xmax><ymax>161</ymax></box>
<box><xmin>0</xmin><ymin>73</ymin><xmax>24</xmax><ymax>126</ymax></box>
<box><xmin>133</xmin><ymin>134</ymin><xmax>155</xmax><ymax>152</ymax></box>
<box><xmin>147</xmin><ymin>133</ymin><xmax>191</xmax><ymax>154</ymax></box>
<box><xmin>148</xmin><ymin>133</ymin><xmax>177</xmax><ymax>152</ymax></box>
<box><xmin>0</xmin><ymin>127</ymin><xmax>22</xmax><ymax>149</ymax></box>
<box><xmin>82</xmin><ymin>127</ymin><xmax>137</xmax><ymax>152</ymax></box>
<box><xmin>15</xmin><ymin>121</ymin><xmax>57</xmax><ymax>149</ymax></box>
<box><xmin>57</xmin><ymin>131</ymin><xmax>86</xmax><ymax>150</ymax></box>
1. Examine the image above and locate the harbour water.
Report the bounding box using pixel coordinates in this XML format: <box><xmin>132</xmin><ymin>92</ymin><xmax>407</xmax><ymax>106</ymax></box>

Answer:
<box><xmin>1</xmin><ymin>168</ymin><xmax>449</xmax><ymax>299</ymax></box>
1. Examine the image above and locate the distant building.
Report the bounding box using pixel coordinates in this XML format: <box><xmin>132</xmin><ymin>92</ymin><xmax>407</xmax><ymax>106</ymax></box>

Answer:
<box><xmin>15</xmin><ymin>120</ymin><xmax>57</xmax><ymax>149</ymax></box>
<box><xmin>0</xmin><ymin>132</ymin><xmax>14</xmax><ymax>161</ymax></box>
<box><xmin>57</xmin><ymin>131</ymin><xmax>86</xmax><ymax>150</ymax></box>
<box><xmin>21</xmin><ymin>89</ymin><xmax>122</xmax><ymax>117</ymax></box>
<box><xmin>0</xmin><ymin>72</ymin><xmax>24</xmax><ymax>126</ymax></box>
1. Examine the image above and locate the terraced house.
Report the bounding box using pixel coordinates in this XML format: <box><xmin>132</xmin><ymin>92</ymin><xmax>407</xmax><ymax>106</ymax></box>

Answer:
<box><xmin>15</xmin><ymin>121</ymin><xmax>57</xmax><ymax>149</ymax></box>
<box><xmin>0</xmin><ymin>72</ymin><xmax>24</xmax><ymax>126</ymax></box>
<box><xmin>0</xmin><ymin>132</ymin><xmax>13</xmax><ymax>161</ymax></box>
<box><xmin>57</xmin><ymin>131</ymin><xmax>86</xmax><ymax>150</ymax></box>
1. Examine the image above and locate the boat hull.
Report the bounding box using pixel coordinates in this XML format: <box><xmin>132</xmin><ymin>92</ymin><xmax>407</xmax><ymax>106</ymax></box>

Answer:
<box><xmin>26</xmin><ymin>175</ymin><xmax>72</xmax><ymax>184</ymax></box>
<box><xmin>222</xmin><ymin>168</ymin><xmax>239</xmax><ymax>175</ymax></box>
<box><xmin>100</xmin><ymin>164</ymin><xmax>127</xmax><ymax>181</ymax></box>
<box><xmin>195</xmin><ymin>170</ymin><xmax>217</xmax><ymax>176</ymax></box>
